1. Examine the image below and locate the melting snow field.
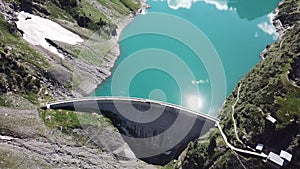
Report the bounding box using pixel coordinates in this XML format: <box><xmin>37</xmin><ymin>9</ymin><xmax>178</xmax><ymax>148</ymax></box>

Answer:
<box><xmin>16</xmin><ymin>11</ymin><xmax>84</xmax><ymax>59</ymax></box>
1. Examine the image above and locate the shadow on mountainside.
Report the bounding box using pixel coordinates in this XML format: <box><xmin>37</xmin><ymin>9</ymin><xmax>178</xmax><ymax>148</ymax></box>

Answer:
<box><xmin>260</xmin><ymin>121</ymin><xmax>299</xmax><ymax>153</ymax></box>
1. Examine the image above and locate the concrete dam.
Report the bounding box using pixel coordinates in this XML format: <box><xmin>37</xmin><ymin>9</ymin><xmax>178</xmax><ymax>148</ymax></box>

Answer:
<box><xmin>43</xmin><ymin>97</ymin><xmax>218</xmax><ymax>165</ymax></box>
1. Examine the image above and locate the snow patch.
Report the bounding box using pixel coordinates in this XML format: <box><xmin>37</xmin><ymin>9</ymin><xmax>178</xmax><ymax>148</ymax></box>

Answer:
<box><xmin>16</xmin><ymin>11</ymin><xmax>84</xmax><ymax>59</ymax></box>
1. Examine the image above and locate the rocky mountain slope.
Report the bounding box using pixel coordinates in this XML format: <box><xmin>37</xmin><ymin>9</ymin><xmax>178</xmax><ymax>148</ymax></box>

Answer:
<box><xmin>175</xmin><ymin>0</ymin><xmax>300</xmax><ymax>168</ymax></box>
<box><xmin>1</xmin><ymin>0</ymin><xmax>145</xmax><ymax>96</ymax></box>
<box><xmin>0</xmin><ymin>0</ymin><xmax>156</xmax><ymax>168</ymax></box>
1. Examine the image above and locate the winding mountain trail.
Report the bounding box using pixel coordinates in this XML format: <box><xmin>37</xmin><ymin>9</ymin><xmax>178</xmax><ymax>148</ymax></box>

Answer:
<box><xmin>216</xmin><ymin>83</ymin><xmax>267</xmax><ymax>158</ymax></box>
<box><xmin>216</xmin><ymin>122</ymin><xmax>267</xmax><ymax>158</ymax></box>
<box><xmin>231</xmin><ymin>83</ymin><xmax>244</xmax><ymax>145</ymax></box>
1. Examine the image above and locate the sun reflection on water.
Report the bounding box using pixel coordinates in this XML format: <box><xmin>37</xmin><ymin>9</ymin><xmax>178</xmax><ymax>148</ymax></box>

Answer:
<box><xmin>185</xmin><ymin>94</ymin><xmax>204</xmax><ymax>111</ymax></box>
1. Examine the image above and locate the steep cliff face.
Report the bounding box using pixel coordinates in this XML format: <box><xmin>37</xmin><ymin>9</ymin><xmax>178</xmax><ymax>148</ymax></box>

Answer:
<box><xmin>289</xmin><ymin>55</ymin><xmax>300</xmax><ymax>86</ymax></box>
<box><xmin>177</xmin><ymin>0</ymin><xmax>300</xmax><ymax>169</ymax></box>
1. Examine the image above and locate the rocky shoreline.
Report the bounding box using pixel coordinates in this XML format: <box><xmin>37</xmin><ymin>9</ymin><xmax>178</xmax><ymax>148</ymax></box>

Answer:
<box><xmin>66</xmin><ymin>0</ymin><xmax>150</xmax><ymax>96</ymax></box>
<box><xmin>0</xmin><ymin>0</ymin><xmax>150</xmax><ymax>99</ymax></box>
<box><xmin>260</xmin><ymin>0</ymin><xmax>288</xmax><ymax>60</ymax></box>
<box><xmin>180</xmin><ymin>0</ymin><xmax>300</xmax><ymax>168</ymax></box>
<box><xmin>84</xmin><ymin>0</ymin><xmax>151</xmax><ymax>95</ymax></box>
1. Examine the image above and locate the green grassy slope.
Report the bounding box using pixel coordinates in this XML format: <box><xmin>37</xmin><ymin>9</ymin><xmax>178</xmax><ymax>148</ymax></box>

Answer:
<box><xmin>0</xmin><ymin>14</ymin><xmax>48</xmax><ymax>103</ymax></box>
<box><xmin>0</xmin><ymin>0</ymin><xmax>140</xmax><ymax>148</ymax></box>
<box><xmin>179</xmin><ymin>0</ymin><xmax>300</xmax><ymax>168</ymax></box>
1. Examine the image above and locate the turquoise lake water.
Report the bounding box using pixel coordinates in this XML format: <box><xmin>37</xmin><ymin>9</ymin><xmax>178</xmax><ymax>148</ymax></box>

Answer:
<box><xmin>94</xmin><ymin>0</ymin><xmax>280</xmax><ymax>116</ymax></box>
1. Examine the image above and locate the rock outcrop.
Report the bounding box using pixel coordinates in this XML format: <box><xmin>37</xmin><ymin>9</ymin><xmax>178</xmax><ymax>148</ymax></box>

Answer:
<box><xmin>289</xmin><ymin>54</ymin><xmax>300</xmax><ymax>87</ymax></box>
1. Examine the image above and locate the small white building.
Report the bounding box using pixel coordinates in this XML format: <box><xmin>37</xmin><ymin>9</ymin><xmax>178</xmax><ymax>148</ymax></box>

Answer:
<box><xmin>266</xmin><ymin>115</ymin><xmax>277</xmax><ymax>124</ymax></box>
<box><xmin>280</xmin><ymin>150</ymin><xmax>293</xmax><ymax>162</ymax></box>
<box><xmin>256</xmin><ymin>143</ymin><xmax>264</xmax><ymax>152</ymax></box>
<box><xmin>267</xmin><ymin>152</ymin><xmax>284</xmax><ymax>166</ymax></box>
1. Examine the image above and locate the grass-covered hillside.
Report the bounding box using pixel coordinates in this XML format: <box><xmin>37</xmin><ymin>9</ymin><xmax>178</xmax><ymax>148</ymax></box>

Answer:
<box><xmin>177</xmin><ymin>0</ymin><xmax>300</xmax><ymax>168</ymax></box>
<box><xmin>0</xmin><ymin>13</ymin><xmax>49</xmax><ymax>103</ymax></box>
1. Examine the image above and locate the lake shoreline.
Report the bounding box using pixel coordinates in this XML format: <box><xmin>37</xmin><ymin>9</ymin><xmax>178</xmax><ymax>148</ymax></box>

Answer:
<box><xmin>0</xmin><ymin>0</ymin><xmax>151</xmax><ymax>98</ymax></box>
<box><xmin>260</xmin><ymin>0</ymin><xmax>286</xmax><ymax>60</ymax></box>
<box><xmin>88</xmin><ymin>0</ymin><xmax>151</xmax><ymax>95</ymax></box>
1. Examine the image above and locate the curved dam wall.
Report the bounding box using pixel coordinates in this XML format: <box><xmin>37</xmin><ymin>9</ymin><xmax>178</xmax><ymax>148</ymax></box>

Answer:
<box><xmin>46</xmin><ymin>98</ymin><xmax>217</xmax><ymax>165</ymax></box>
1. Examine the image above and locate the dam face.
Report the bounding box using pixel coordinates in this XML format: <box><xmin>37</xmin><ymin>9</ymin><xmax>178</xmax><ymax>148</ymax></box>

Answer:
<box><xmin>48</xmin><ymin>98</ymin><xmax>216</xmax><ymax>165</ymax></box>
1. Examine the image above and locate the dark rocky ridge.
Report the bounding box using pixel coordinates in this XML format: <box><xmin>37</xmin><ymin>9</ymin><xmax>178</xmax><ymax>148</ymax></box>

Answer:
<box><xmin>289</xmin><ymin>54</ymin><xmax>300</xmax><ymax>86</ymax></box>
<box><xmin>0</xmin><ymin>47</ymin><xmax>40</xmax><ymax>94</ymax></box>
<box><xmin>0</xmin><ymin>39</ymin><xmax>71</xmax><ymax>99</ymax></box>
